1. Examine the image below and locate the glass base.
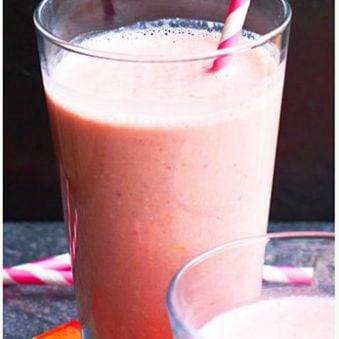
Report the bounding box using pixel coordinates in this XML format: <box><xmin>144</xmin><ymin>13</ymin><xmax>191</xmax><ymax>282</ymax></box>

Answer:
<box><xmin>82</xmin><ymin>325</ymin><xmax>94</xmax><ymax>339</ymax></box>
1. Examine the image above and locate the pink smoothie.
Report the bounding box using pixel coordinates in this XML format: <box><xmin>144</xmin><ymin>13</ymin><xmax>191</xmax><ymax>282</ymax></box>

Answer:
<box><xmin>43</xmin><ymin>22</ymin><xmax>285</xmax><ymax>338</ymax></box>
<box><xmin>199</xmin><ymin>296</ymin><xmax>334</xmax><ymax>339</ymax></box>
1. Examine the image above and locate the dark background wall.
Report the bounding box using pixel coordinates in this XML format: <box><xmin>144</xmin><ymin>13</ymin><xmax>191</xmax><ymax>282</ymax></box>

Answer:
<box><xmin>4</xmin><ymin>0</ymin><xmax>334</xmax><ymax>221</ymax></box>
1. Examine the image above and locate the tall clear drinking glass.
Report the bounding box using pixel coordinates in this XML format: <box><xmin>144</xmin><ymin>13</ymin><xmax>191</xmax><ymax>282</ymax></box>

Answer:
<box><xmin>167</xmin><ymin>232</ymin><xmax>335</xmax><ymax>338</ymax></box>
<box><xmin>34</xmin><ymin>0</ymin><xmax>291</xmax><ymax>337</ymax></box>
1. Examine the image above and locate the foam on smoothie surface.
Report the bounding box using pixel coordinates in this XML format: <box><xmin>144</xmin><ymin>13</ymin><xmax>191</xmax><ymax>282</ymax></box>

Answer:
<box><xmin>46</xmin><ymin>20</ymin><xmax>278</xmax><ymax>127</ymax></box>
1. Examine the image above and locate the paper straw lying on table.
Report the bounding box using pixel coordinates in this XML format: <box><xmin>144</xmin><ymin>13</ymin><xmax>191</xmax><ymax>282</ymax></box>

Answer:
<box><xmin>20</xmin><ymin>253</ymin><xmax>71</xmax><ymax>271</ymax></box>
<box><xmin>3</xmin><ymin>266</ymin><xmax>73</xmax><ymax>285</ymax></box>
<box><xmin>263</xmin><ymin>265</ymin><xmax>314</xmax><ymax>285</ymax></box>
<box><xmin>3</xmin><ymin>252</ymin><xmax>314</xmax><ymax>286</ymax></box>
<box><xmin>3</xmin><ymin>253</ymin><xmax>72</xmax><ymax>285</ymax></box>
<box><xmin>4</xmin><ymin>253</ymin><xmax>71</xmax><ymax>272</ymax></box>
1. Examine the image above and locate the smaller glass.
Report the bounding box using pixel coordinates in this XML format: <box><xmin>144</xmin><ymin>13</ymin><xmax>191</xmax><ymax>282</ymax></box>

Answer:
<box><xmin>167</xmin><ymin>231</ymin><xmax>334</xmax><ymax>339</ymax></box>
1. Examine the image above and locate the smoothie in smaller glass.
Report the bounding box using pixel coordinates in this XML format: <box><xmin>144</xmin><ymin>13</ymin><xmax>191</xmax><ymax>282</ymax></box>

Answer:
<box><xmin>166</xmin><ymin>232</ymin><xmax>335</xmax><ymax>339</ymax></box>
<box><xmin>199</xmin><ymin>296</ymin><xmax>334</xmax><ymax>339</ymax></box>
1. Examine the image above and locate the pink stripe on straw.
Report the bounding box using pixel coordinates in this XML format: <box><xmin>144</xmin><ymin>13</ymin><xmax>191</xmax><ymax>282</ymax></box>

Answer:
<box><xmin>227</xmin><ymin>0</ymin><xmax>250</xmax><ymax>14</ymax></box>
<box><xmin>4</xmin><ymin>254</ymin><xmax>71</xmax><ymax>272</ymax></box>
<box><xmin>263</xmin><ymin>265</ymin><xmax>314</xmax><ymax>285</ymax></box>
<box><xmin>212</xmin><ymin>0</ymin><xmax>251</xmax><ymax>71</ymax></box>
<box><xmin>3</xmin><ymin>253</ymin><xmax>73</xmax><ymax>286</ymax></box>
<box><xmin>3</xmin><ymin>267</ymin><xmax>73</xmax><ymax>286</ymax></box>
<box><xmin>29</xmin><ymin>253</ymin><xmax>71</xmax><ymax>271</ymax></box>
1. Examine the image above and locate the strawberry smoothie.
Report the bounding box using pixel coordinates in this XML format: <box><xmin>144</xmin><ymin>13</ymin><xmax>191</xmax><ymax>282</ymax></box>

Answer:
<box><xmin>199</xmin><ymin>296</ymin><xmax>334</xmax><ymax>339</ymax></box>
<box><xmin>43</xmin><ymin>21</ymin><xmax>286</xmax><ymax>338</ymax></box>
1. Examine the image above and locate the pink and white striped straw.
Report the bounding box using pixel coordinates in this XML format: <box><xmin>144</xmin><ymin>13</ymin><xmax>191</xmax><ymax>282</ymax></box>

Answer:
<box><xmin>263</xmin><ymin>265</ymin><xmax>314</xmax><ymax>285</ymax></box>
<box><xmin>3</xmin><ymin>253</ymin><xmax>72</xmax><ymax>286</ymax></box>
<box><xmin>3</xmin><ymin>267</ymin><xmax>73</xmax><ymax>286</ymax></box>
<box><xmin>13</xmin><ymin>253</ymin><xmax>72</xmax><ymax>271</ymax></box>
<box><xmin>3</xmin><ymin>252</ymin><xmax>314</xmax><ymax>286</ymax></box>
<box><xmin>212</xmin><ymin>0</ymin><xmax>251</xmax><ymax>71</ymax></box>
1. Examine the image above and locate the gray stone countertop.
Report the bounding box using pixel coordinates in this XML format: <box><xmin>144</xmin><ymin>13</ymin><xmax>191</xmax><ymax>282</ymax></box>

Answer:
<box><xmin>3</xmin><ymin>221</ymin><xmax>334</xmax><ymax>338</ymax></box>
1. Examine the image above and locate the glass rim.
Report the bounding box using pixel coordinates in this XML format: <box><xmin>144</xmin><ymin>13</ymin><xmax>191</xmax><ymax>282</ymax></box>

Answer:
<box><xmin>166</xmin><ymin>230</ymin><xmax>334</xmax><ymax>338</ymax></box>
<box><xmin>33</xmin><ymin>0</ymin><xmax>292</xmax><ymax>63</ymax></box>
